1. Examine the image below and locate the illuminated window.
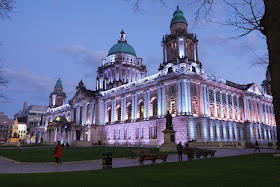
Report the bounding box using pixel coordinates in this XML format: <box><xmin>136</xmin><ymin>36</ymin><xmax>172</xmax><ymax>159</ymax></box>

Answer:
<box><xmin>127</xmin><ymin>104</ymin><xmax>132</xmax><ymax>120</ymax></box>
<box><xmin>139</xmin><ymin>102</ymin><xmax>144</xmax><ymax>118</ymax></box>
<box><xmin>191</xmin><ymin>97</ymin><xmax>198</xmax><ymax>115</ymax></box>
<box><xmin>152</xmin><ymin>99</ymin><xmax>158</xmax><ymax>116</ymax></box>
<box><xmin>107</xmin><ymin>109</ymin><xmax>111</xmax><ymax>123</ymax></box>
<box><xmin>169</xmin><ymin>97</ymin><xmax>176</xmax><ymax>116</ymax></box>
<box><xmin>117</xmin><ymin>107</ymin><xmax>121</xmax><ymax>121</ymax></box>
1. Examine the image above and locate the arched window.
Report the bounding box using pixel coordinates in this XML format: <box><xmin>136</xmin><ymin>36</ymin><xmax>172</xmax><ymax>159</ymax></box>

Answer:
<box><xmin>127</xmin><ymin>104</ymin><xmax>132</xmax><ymax>120</ymax></box>
<box><xmin>139</xmin><ymin>101</ymin><xmax>144</xmax><ymax>118</ymax></box>
<box><xmin>117</xmin><ymin>106</ymin><xmax>121</xmax><ymax>121</ymax></box>
<box><xmin>107</xmin><ymin>108</ymin><xmax>111</xmax><ymax>123</ymax></box>
<box><xmin>191</xmin><ymin>96</ymin><xmax>198</xmax><ymax>115</ymax></box>
<box><xmin>86</xmin><ymin>104</ymin><xmax>90</xmax><ymax>124</ymax></box>
<box><xmin>79</xmin><ymin>106</ymin><xmax>83</xmax><ymax>125</ymax></box>
<box><xmin>152</xmin><ymin>99</ymin><xmax>158</xmax><ymax>116</ymax></box>
<box><xmin>169</xmin><ymin>97</ymin><xmax>176</xmax><ymax>116</ymax></box>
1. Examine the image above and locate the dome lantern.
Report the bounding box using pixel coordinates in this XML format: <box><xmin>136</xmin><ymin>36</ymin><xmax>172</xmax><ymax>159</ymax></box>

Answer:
<box><xmin>108</xmin><ymin>30</ymin><xmax>137</xmax><ymax>57</ymax></box>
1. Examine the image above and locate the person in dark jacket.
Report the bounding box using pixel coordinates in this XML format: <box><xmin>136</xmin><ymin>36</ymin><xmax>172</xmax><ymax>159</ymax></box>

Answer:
<box><xmin>54</xmin><ymin>141</ymin><xmax>62</xmax><ymax>165</ymax></box>
<box><xmin>177</xmin><ymin>142</ymin><xmax>183</xmax><ymax>161</ymax></box>
<box><xmin>254</xmin><ymin>140</ymin><xmax>260</xmax><ymax>152</ymax></box>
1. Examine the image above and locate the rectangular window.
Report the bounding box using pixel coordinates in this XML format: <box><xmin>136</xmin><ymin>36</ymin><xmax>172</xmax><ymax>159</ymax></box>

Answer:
<box><xmin>136</xmin><ymin>128</ymin><xmax>139</xmax><ymax>139</ymax></box>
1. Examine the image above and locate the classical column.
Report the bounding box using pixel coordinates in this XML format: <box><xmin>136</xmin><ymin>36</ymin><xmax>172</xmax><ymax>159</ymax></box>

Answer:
<box><xmin>121</xmin><ymin>96</ymin><xmax>126</xmax><ymax>122</ymax></box>
<box><xmin>255</xmin><ymin>100</ymin><xmax>260</xmax><ymax>123</ymax></box>
<box><xmin>226</xmin><ymin>93</ymin><xmax>230</xmax><ymax>119</ymax></box>
<box><xmin>144</xmin><ymin>90</ymin><xmax>150</xmax><ymax>120</ymax></box>
<box><xmin>213</xmin><ymin>89</ymin><xmax>218</xmax><ymax>118</ymax></box>
<box><xmin>260</xmin><ymin>101</ymin><xmax>264</xmax><ymax>124</ymax></box>
<box><xmin>111</xmin><ymin>99</ymin><xmax>116</xmax><ymax>123</ymax></box>
<box><xmin>162</xmin><ymin>85</ymin><xmax>166</xmax><ymax>117</ymax></box>
<box><xmin>182</xmin><ymin>80</ymin><xmax>187</xmax><ymax>115</ymax></box>
<box><xmin>104</xmin><ymin>101</ymin><xmax>107</xmax><ymax>124</ymax></box>
<box><xmin>201</xmin><ymin>85</ymin><xmax>205</xmax><ymax>116</ymax></box>
<box><xmin>236</xmin><ymin>96</ymin><xmax>240</xmax><ymax>121</ymax></box>
<box><xmin>206</xmin><ymin>87</ymin><xmax>211</xmax><ymax>116</ymax></box>
<box><xmin>220</xmin><ymin>91</ymin><xmax>224</xmax><ymax>119</ymax></box>
<box><xmin>251</xmin><ymin>99</ymin><xmax>256</xmax><ymax>123</ymax></box>
<box><xmin>83</xmin><ymin>104</ymin><xmax>87</xmax><ymax>126</ymax></box>
<box><xmin>177</xmin><ymin>80</ymin><xmax>182</xmax><ymax>115</ymax></box>
<box><xmin>246</xmin><ymin>97</ymin><xmax>251</xmax><ymax>121</ymax></box>
<box><xmin>157</xmin><ymin>85</ymin><xmax>162</xmax><ymax>117</ymax></box>
<box><xmin>91</xmin><ymin>103</ymin><xmax>96</xmax><ymax>124</ymax></box>
<box><xmin>231</xmin><ymin>94</ymin><xmax>235</xmax><ymax>120</ymax></box>
<box><xmin>186</xmin><ymin>81</ymin><xmax>191</xmax><ymax>114</ymax></box>
<box><xmin>132</xmin><ymin>93</ymin><xmax>137</xmax><ymax>121</ymax></box>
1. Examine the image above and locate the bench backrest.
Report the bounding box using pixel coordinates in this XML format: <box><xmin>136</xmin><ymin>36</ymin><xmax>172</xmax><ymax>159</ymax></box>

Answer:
<box><xmin>132</xmin><ymin>149</ymin><xmax>151</xmax><ymax>156</ymax></box>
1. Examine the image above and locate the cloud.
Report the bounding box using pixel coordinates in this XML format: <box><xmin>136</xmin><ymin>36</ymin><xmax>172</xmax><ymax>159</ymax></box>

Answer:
<box><xmin>56</xmin><ymin>45</ymin><xmax>107</xmax><ymax>89</ymax></box>
<box><xmin>2</xmin><ymin>68</ymin><xmax>52</xmax><ymax>93</ymax></box>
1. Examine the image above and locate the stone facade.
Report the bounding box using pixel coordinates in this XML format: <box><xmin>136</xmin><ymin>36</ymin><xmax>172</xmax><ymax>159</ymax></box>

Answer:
<box><xmin>44</xmin><ymin>7</ymin><xmax>276</xmax><ymax>147</ymax></box>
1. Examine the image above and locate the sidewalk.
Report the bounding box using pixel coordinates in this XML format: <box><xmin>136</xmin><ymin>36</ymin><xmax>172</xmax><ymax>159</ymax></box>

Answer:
<box><xmin>0</xmin><ymin>148</ymin><xmax>279</xmax><ymax>174</ymax></box>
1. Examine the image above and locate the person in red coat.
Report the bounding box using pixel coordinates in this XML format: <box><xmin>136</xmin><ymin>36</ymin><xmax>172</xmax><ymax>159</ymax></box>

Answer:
<box><xmin>54</xmin><ymin>141</ymin><xmax>62</xmax><ymax>165</ymax></box>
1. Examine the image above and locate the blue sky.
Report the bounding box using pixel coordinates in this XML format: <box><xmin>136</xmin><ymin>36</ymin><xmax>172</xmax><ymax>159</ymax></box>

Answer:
<box><xmin>0</xmin><ymin>0</ymin><xmax>267</xmax><ymax>118</ymax></box>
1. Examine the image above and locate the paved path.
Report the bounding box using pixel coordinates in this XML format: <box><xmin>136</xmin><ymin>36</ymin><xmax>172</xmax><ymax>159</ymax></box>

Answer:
<box><xmin>0</xmin><ymin>148</ymin><xmax>279</xmax><ymax>174</ymax></box>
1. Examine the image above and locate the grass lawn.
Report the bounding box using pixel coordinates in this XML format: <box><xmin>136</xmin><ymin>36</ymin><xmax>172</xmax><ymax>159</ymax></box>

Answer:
<box><xmin>0</xmin><ymin>146</ymin><xmax>160</xmax><ymax>162</ymax></box>
<box><xmin>0</xmin><ymin>153</ymin><xmax>279</xmax><ymax>186</ymax></box>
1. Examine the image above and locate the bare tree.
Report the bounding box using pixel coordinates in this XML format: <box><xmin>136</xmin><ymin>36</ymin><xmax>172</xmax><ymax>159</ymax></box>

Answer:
<box><xmin>192</xmin><ymin>0</ymin><xmax>280</xmax><ymax>149</ymax></box>
<box><xmin>0</xmin><ymin>0</ymin><xmax>14</xmax><ymax>19</ymax></box>
<box><xmin>132</xmin><ymin>0</ymin><xmax>280</xmax><ymax>148</ymax></box>
<box><xmin>0</xmin><ymin>0</ymin><xmax>14</xmax><ymax>99</ymax></box>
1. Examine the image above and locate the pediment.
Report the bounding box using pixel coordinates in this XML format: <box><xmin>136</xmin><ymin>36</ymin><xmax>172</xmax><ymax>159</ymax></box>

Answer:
<box><xmin>247</xmin><ymin>83</ymin><xmax>263</xmax><ymax>95</ymax></box>
<box><xmin>71</xmin><ymin>90</ymin><xmax>89</xmax><ymax>103</ymax></box>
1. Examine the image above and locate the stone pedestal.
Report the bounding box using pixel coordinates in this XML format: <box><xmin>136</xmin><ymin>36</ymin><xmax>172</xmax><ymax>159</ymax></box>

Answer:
<box><xmin>159</xmin><ymin>130</ymin><xmax>177</xmax><ymax>152</ymax></box>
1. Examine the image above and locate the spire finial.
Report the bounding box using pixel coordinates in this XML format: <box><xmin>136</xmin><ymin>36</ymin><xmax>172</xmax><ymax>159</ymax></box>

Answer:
<box><xmin>119</xmin><ymin>29</ymin><xmax>126</xmax><ymax>42</ymax></box>
<box><xmin>177</xmin><ymin>5</ymin><xmax>179</xmax><ymax>9</ymax></box>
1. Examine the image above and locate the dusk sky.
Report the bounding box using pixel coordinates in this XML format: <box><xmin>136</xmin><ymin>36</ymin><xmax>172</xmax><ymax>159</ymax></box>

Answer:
<box><xmin>0</xmin><ymin>0</ymin><xmax>267</xmax><ymax>118</ymax></box>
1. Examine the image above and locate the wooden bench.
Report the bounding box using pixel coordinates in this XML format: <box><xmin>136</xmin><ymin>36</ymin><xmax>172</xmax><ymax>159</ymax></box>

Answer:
<box><xmin>184</xmin><ymin>148</ymin><xmax>216</xmax><ymax>160</ymax></box>
<box><xmin>195</xmin><ymin>149</ymin><xmax>216</xmax><ymax>159</ymax></box>
<box><xmin>139</xmin><ymin>154</ymin><xmax>157</xmax><ymax>165</ymax></box>
<box><xmin>131</xmin><ymin>149</ymin><xmax>151</xmax><ymax>158</ymax></box>
<box><xmin>155</xmin><ymin>153</ymin><xmax>168</xmax><ymax>163</ymax></box>
<box><xmin>138</xmin><ymin>153</ymin><xmax>168</xmax><ymax>165</ymax></box>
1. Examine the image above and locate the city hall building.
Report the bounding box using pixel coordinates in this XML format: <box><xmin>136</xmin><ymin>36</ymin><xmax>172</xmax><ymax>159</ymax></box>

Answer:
<box><xmin>44</xmin><ymin>7</ymin><xmax>276</xmax><ymax>147</ymax></box>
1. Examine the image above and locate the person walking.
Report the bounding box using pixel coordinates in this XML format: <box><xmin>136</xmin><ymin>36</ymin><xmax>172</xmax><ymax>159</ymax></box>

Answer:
<box><xmin>254</xmin><ymin>140</ymin><xmax>260</xmax><ymax>153</ymax></box>
<box><xmin>54</xmin><ymin>141</ymin><xmax>62</xmax><ymax>165</ymax></box>
<box><xmin>177</xmin><ymin>142</ymin><xmax>183</xmax><ymax>161</ymax></box>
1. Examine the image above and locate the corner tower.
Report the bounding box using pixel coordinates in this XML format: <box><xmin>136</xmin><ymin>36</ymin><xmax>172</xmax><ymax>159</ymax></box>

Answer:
<box><xmin>49</xmin><ymin>78</ymin><xmax>67</xmax><ymax>108</ymax></box>
<box><xmin>96</xmin><ymin>30</ymin><xmax>147</xmax><ymax>90</ymax></box>
<box><xmin>262</xmin><ymin>65</ymin><xmax>272</xmax><ymax>95</ymax></box>
<box><xmin>160</xmin><ymin>6</ymin><xmax>201</xmax><ymax>71</ymax></box>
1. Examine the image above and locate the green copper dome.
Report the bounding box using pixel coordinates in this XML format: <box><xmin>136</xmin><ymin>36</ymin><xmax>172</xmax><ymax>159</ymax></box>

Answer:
<box><xmin>108</xmin><ymin>42</ymin><xmax>136</xmax><ymax>57</ymax></box>
<box><xmin>108</xmin><ymin>30</ymin><xmax>137</xmax><ymax>57</ymax></box>
<box><xmin>170</xmin><ymin>6</ymin><xmax>187</xmax><ymax>26</ymax></box>
<box><xmin>55</xmin><ymin>78</ymin><xmax>63</xmax><ymax>88</ymax></box>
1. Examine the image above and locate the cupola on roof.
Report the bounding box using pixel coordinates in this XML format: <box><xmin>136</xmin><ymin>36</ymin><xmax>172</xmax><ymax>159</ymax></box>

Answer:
<box><xmin>170</xmin><ymin>6</ymin><xmax>187</xmax><ymax>26</ymax></box>
<box><xmin>108</xmin><ymin>30</ymin><xmax>137</xmax><ymax>57</ymax></box>
<box><xmin>55</xmin><ymin>78</ymin><xmax>63</xmax><ymax>88</ymax></box>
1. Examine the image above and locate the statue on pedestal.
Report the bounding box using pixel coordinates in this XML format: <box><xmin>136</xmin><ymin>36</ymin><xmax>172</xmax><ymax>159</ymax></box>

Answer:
<box><xmin>166</xmin><ymin>111</ymin><xmax>173</xmax><ymax>130</ymax></box>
